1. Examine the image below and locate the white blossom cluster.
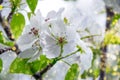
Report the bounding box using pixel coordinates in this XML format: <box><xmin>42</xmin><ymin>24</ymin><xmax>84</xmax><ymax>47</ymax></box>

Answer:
<box><xmin>16</xmin><ymin>8</ymin><xmax>93</xmax><ymax>79</ymax></box>
<box><xmin>0</xmin><ymin>0</ymin><xmax>107</xmax><ymax>80</ymax></box>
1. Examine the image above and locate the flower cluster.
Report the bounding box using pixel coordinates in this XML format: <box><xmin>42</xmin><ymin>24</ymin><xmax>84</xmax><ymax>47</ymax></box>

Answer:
<box><xmin>16</xmin><ymin>8</ymin><xmax>93</xmax><ymax>79</ymax></box>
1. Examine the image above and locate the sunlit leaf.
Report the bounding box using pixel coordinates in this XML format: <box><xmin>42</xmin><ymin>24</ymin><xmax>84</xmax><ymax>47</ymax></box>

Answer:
<box><xmin>111</xmin><ymin>14</ymin><xmax>120</xmax><ymax>27</ymax></box>
<box><xmin>28</xmin><ymin>55</ymin><xmax>52</xmax><ymax>74</ymax></box>
<box><xmin>10</xmin><ymin>13</ymin><xmax>25</xmax><ymax>39</ymax></box>
<box><xmin>0</xmin><ymin>31</ymin><xmax>14</xmax><ymax>46</ymax></box>
<box><xmin>27</xmin><ymin>0</ymin><xmax>38</xmax><ymax>13</ymax></box>
<box><xmin>104</xmin><ymin>32</ymin><xmax>120</xmax><ymax>45</ymax></box>
<box><xmin>65</xmin><ymin>63</ymin><xmax>80</xmax><ymax>80</ymax></box>
<box><xmin>9</xmin><ymin>58</ymin><xmax>32</xmax><ymax>74</ymax></box>
<box><xmin>9</xmin><ymin>55</ymin><xmax>52</xmax><ymax>75</ymax></box>
<box><xmin>81</xmin><ymin>71</ymin><xmax>87</xmax><ymax>79</ymax></box>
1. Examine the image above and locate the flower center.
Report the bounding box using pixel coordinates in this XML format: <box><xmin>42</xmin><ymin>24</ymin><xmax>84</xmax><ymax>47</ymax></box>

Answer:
<box><xmin>57</xmin><ymin>37</ymin><xmax>67</xmax><ymax>46</ymax></box>
<box><xmin>29</xmin><ymin>27</ymin><xmax>39</xmax><ymax>36</ymax></box>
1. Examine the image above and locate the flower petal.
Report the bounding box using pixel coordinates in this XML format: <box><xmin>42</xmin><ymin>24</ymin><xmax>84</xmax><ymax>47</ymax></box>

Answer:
<box><xmin>16</xmin><ymin>33</ymin><xmax>37</xmax><ymax>51</ymax></box>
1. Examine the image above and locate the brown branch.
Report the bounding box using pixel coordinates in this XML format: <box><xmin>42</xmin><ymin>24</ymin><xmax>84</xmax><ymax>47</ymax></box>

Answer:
<box><xmin>33</xmin><ymin>59</ymin><xmax>58</xmax><ymax>80</ymax></box>
<box><xmin>7</xmin><ymin>5</ymin><xmax>16</xmax><ymax>22</ymax></box>
<box><xmin>99</xmin><ymin>6</ymin><xmax>115</xmax><ymax>80</ymax></box>
<box><xmin>0</xmin><ymin>47</ymin><xmax>11</xmax><ymax>54</ymax></box>
<box><xmin>0</xmin><ymin>0</ymin><xmax>3</xmax><ymax>4</ymax></box>
<box><xmin>0</xmin><ymin>44</ymin><xmax>21</xmax><ymax>54</ymax></box>
<box><xmin>0</xmin><ymin>12</ymin><xmax>14</xmax><ymax>41</ymax></box>
<box><xmin>0</xmin><ymin>1</ymin><xmax>21</xmax><ymax>55</ymax></box>
<box><xmin>99</xmin><ymin>45</ymin><xmax>107</xmax><ymax>80</ymax></box>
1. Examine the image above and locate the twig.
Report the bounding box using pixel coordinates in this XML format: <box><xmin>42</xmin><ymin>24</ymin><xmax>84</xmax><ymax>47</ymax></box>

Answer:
<box><xmin>7</xmin><ymin>5</ymin><xmax>16</xmax><ymax>22</ymax></box>
<box><xmin>33</xmin><ymin>59</ymin><xmax>57</xmax><ymax>80</ymax></box>
<box><xmin>0</xmin><ymin>12</ymin><xmax>14</xmax><ymax>41</ymax></box>
<box><xmin>99</xmin><ymin>45</ymin><xmax>107</xmax><ymax>80</ymax></box>
<box><xmin>0</xmin><ymin>44</ymin><xmax>21</xmax><ymax>54</ymax></box>
<box><xmin>0</xmin><ymin>47</ymin><xmax>11</xmax><ymax>54</ymax></box>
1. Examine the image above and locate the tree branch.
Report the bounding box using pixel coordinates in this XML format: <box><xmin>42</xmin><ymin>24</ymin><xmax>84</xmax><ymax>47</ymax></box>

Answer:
<box><xmin>0</xmin><ymin>44</ymin><xmax>21</xmax><ymax>54</ymax></box>
<box><xmin>0</xmin><ymin>1</ymin><xmax>21</xmax><ymax>55</ymax></box>
<box><xmin>7</xmin><ymin>4</ymin><xmax>16</xmax><ymax>22</ymax></box>
<box><xmin>99</xmin><ymin>6</ymin><xmax>115</xmax><ymax>80</ymax></box>
<box><xmin>0</xmin><ymin>12</ymin><xmax>14</xmax><ymax>41</ymax></box>
<box><xmin>33</xmin><ymin>58</ymin><xmax>58</xmax><ymax>80</ymax></box>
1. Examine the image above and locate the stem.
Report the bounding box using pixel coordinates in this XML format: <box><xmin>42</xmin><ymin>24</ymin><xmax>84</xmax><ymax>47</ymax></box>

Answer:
<box><xmin>33</xmin><ymin>63</ymin><xmax>54</xmax><ymax>80</ymax></box>
<box><xmin>0</xmin><ymin>47</ymin><xmax>11</xmax><ymax>54</ymax></box>
<box><xmin>33</xmin><ymin>58</ymin><xmax>58</xmax><ymax>80</ymax></box>
<box><xmin>58</xmin><ymin>49</ymin><xmax>79</xmax><ymax>60</ymax></box>
<box><xmin>58</xmin><ymin>45</ymin><xmax>63</xmax><ymax>57</ymax></box>
<box><xmin>81</xmin><ymin>34</ymin><xmax>101</xmax><ymax>40</ymax></box>
<box><xmin>61</xmin><ymin>60</ymin><xmax>71</xmax><ymax>66</ymax></box>
<box><xmin>7</xmin><ymin>6</ymin><xmax>16</xmax><ymax>22</ymax></box>
<box><xmin>0</xmin><ymin>12</ymin><xmax>14</xmax><ymax>41</ymax></box>
<box><xmin>0</xmin><ymin>44</ymin><xmax>21</xmax><ymax>54</ymax></box>
<box><xmin>99</xmin><ymin>46</ymin><xmax>107</xmax><ymax>80</ymax></box>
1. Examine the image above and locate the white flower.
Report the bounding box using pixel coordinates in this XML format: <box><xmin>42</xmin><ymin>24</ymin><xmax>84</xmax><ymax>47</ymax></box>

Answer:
<box><xmin>17</xmin><ymin>12</ymin><xmax>44</xmax><ymax>61</ymax></box>
<box><xmin>43</xmin><ymin>19</ymin><xmax>80</xmax><ymax>58</ymax></box>
<box><xmin>17</xmin><ymin>23</ymin><xmax>44</xmax><ymax>62</ymax></box>
<box><xmin>17</xmin><ymin>8</ymin><xmax>64</xmax><ymax>61</ymax></box>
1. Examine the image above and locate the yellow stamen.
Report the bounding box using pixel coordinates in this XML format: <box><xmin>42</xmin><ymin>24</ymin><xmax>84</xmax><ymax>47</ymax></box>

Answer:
<box><xmin>11</xmin><ymin>35</ymin><xmax>15</xmax><ymax>40</ymax></box>
<box><xmin>12</xmin><ymin>46</ymin><xmax>16</xmax><ymax>51</ymax></box>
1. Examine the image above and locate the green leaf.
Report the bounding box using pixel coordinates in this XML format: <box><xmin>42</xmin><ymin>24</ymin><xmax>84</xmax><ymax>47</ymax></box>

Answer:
<box><xmin>104</xmin><ymin>32</ymin><xmax>120</xmax><ymax>45</ymax></box>
<box><xmin>27</xmin><ymin>0</ymin><xmax>38</xmax><ymax>13</ymax></box>
<box><xmin>10</xmin><ymin>13</ymin><xmax>25</xmax><ymax>39</ymax></box>
<box><xmin>10</xmin><ymin>0</ymin><xmax>21</xmax><ymax>7</ymax></box>
<box><xmin>0</xmin><ymin>31</ymin><xmax>14</xmax><ymax>46</ymax></box>
<box><xmin>27</xmin><ymin>12</ymin><xmax>32</xmax><ymax>19</ymax></box>
<box><xmin>0</xmin><ymin>58</ymin><xmax>3</xmax><ymax>72</ymax></box>
<box><xmin>65</xmin><ymin>63</ymin><xmax>80</xmax><ymax>80</ymax></box>
<box><xmin>81</xmin><ymin>71</ymin><xmax>87</xmax><ymax>79</ymax></box>
<box><xmin>111</xmin><ymin>14</ymin><xmax>120</xmax><ymax>27</ymax></box>
<box><xmin>28</xmin><ymin>55</ymin><xmax>52</xmax><ymax>74</ymax></box>
<box><xmin>9</xmin><ymin>58</ymin><xmax>33</xmax><ymax>74</ymax></box>
<box><xmin>9</xmin><ymin>55</ymin><xmax>52</xmax><ymax>75</ymax></box>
